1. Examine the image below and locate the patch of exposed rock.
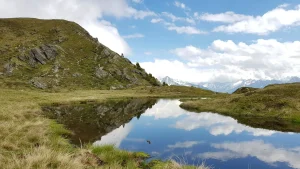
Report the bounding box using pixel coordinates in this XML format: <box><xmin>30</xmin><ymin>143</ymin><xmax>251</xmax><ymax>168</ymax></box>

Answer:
<box><xmin>3</xmin><ymin>63</ymin><xmax>15</xmax><ymax>75</ymax></box>
<box><xmin>18</xmin><ymin>44</ymin><xmax>58</xmax><ymax>67</ymax></box>
<box><xmin>73</xmin><ymin>72</ymin><xmax>82</xmax><ymax>77</ymax></box>
<box><xmin>95</xmin><ymin>65</ymin><xmax>109</xmax><ymax>78</ymax></box>
<box><xmin>30</xmin><ymin>77</ymin><xmax>47</xmax><ymax>89</ymax></box>
<box><xmin>123</xmin><ymin>68</ymin><xmax>138</xmax><ymax>84</ymax></box>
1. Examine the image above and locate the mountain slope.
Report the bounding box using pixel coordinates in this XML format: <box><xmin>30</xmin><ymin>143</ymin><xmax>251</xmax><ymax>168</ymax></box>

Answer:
<box><xmin>0</xmin><ymin>18</ymin><xmax>160</xmax><ymax>89</ymax></box>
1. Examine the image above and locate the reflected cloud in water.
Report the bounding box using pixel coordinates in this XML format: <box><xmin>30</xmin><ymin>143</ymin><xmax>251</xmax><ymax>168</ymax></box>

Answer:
<box><xmin>143</xmin><ymin>100</ymin><xmax>187</xmax><ymax>119</ymax></box>
<box><xmin>94</xmin><ymin>123</ymin><xmax>133</xmax><ymax>147</ymax></box>
<box><xmin>143</xmin><ymin>99</ymin><xmax>277</xmax><ymax>136</ymax></box>
<box><xmin>174</xmin><ymin>112</ymin><xmax>277</xmax><ymax>136</ymax></box>
<box><xmin>46</xmin><ymin>99</ymin><xmax>300</xmax><ymax>169</ymax></box>
<box><xmin>168</xmin><ymin>141</ymin><xmax>204</xmax><ymax>149</ymax></box>
<box><xmin>199</xmin><ymin>140</ymin><xmax>300</xmax><ymax>169</ymax></box>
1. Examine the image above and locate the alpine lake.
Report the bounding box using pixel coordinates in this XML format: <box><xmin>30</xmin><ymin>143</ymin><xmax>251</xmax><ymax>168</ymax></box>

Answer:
<box><xmin>42</xmin><ymin>98</ymin><xmax>300</xmax><ymax>169</ymax></box>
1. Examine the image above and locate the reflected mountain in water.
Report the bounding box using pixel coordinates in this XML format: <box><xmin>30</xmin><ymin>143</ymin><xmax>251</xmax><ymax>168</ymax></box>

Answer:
<box><xmin>92</xmin><ymin>100</ymin><xmax>300</xmax><ymax>169</ymax></box>
<box><xmin>42</xmin><ymin>99</ymin><xmax>157</xmax><ymax>145</ymax></box>
<box><xmin>43</xmin><ymin>99</ymin><xmax>300</xmax><ymax>169</ymax></box>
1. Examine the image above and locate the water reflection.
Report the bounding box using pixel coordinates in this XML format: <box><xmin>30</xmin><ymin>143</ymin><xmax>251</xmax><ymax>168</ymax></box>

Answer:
<box><xmin>168</xmin><ymin>141</ymin><xmax>204</xmax><ymax>149</ymax></box>
<box><xmin>143</xmin><ymin>100</ymin><xmax>187</xmax><ymax>119</ymax></box>
<box><xmin>42</xmin><ymin>99</ymin><xmax>157</xmax><ymax>145</ymax></box>
<box><xmin>174</xmin><ymin>112</ymin><xmax>277</xmax><ymax>136</ymax></box>
<box><xmin>199</xmin><ymin>140</ymin><xmax>300</xmax><ymax>169</ymax></box>
<box><xmin>94</xmin><ymin>124</ymin><xmax>133</xmax><ymax>147</ymax></box>
<box><xmin>43</xmin><ymin>99</ymin><xmax>300</xmax><ymax>169</ymax></box>
<box><xmin>143</xmin><ymin>100</ymin><xmax>277</xmax><ymax>136</ymax></box>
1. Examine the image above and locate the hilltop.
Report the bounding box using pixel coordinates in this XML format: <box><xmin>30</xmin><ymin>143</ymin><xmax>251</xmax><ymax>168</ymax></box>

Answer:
<box><xmin>0</xmin><ymin>18</ymin><xmax>160</xmax><ymax>90</ymax></box>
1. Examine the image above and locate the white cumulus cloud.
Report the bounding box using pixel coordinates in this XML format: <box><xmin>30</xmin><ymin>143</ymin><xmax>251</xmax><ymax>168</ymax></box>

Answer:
<box><xmin>142</xmin><ymin>39</ymin><xmax>300</xmax><ymax>82</ymax></box>
<box><xmin>0</xmin><ymin>0</ymin><xmax>155</xmax><ymax>55</ymax></box>
<box><xmin>167</xmin><ymin>25</ymin><xmax>207</xmax><ymax>35</ymax></box>
<box><xmin>151</xmin><ymin>18</ymin><xmax>164</xmax><ymax>23</ymax></box>
<box><xmin>174</xmin><ymin>1</ymin><xmax>190</xmax><ymax>11</ymax></box>
<box><xmin>213</xmin><ymin>4</ymin><xmax>300</xmax><ymax>35</ymax></box>
<box><xmin>194</xmin><ymin>11</ymin><xmax>253</xmax><ymax>23</ymax></box>
<box><xmin>162</xmin><ymin>12</ymin><xmax>195</xmax><ymax>24</ymax></box>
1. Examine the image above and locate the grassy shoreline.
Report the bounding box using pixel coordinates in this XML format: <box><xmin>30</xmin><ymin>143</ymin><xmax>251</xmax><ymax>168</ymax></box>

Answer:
<box><xmin>0</xmin><ymin>86</ymin><xmax>212</xmax><ymax>169</ymax></box>
<box><xmin>180</xmin><ymin>83</ymin><xmax>300</xmax><ymax>132</ymax></box>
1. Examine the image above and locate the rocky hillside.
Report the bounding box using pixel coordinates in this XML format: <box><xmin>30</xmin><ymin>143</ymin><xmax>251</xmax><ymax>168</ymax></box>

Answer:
<box><xmin>0</xmin><ymin>18</ymin><xmax>160</xmax><ymax>90</ymax></box>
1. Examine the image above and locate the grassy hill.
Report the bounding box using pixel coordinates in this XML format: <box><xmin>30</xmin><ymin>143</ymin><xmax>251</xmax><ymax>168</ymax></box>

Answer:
<box><xmin>0</xmin><ymin>18</ymin><xmax>216</xmax><ymax>169</ymax></box>
<box><xmin>181</xmin><ymin>83</ymin><xmax>300</xmax><ymax>132</ymax></box>
<box><xmin>0</xmin><ymin>18</ymin><xmax>160</xmax><ymax>90</ymax></box>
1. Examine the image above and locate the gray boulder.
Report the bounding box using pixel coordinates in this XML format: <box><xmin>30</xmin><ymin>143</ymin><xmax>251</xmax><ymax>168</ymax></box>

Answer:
<box><xmin>108</xmin><ymin>68</ymin><xmax>122</xmax><ymax>76</ymax></box>
<box><xmin>102</xmin><ymin>49</ymin><xmax>111</xmax><ymax>57</ymax></box>
<box><xmin>73</xmin><ymin>72</ymin><xmax>82</xmax><ymax>77</ymax></box>
<box><xmin>30</xmin><ymin>48</ymin><xmax>47</xmax><ymax>65</ymax></box>
<box><xmin>40</xmin><ymin>45</ymin><xmax>58</xmax><ymax>60</ymax></box>
<box><xmin>52</xmin><ymin>63</ymin><xmax>60</xmax><ymax>73</ymax></box>
<box><xmin>110</xmin><ymin>86</ymin><xmax>117</xmax><ymax>90</ymax></box>
<box><xmin>95</xmin><ymin>66</ymin><xmax>109</xmax><ymax>78</ymax></box>
<box><xmin>3</xmin><ymin>63</ymin><xmax>15</xmax><ymax>75</ymax></box>
<box><xmin>122</xmin><ymin>68</ymin><xmax>138</xmax><ymax>83</ymax></box>
<box><xmin>30</xmin><ymin>77</ymin><xmax>47</xmax><ymax>89</ymax></box>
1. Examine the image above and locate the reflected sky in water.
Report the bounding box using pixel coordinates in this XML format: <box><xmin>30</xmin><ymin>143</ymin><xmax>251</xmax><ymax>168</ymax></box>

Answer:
<box><xmin>94</xmin><ymin>100</ymin><xmax>300</xmax><ymax>169</ymax></box>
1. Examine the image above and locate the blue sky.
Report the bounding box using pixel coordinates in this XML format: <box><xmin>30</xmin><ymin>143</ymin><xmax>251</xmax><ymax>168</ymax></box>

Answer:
<box><xmin>1</xmin><ymin>0</ymin><xmax>300</xmax><ymax>82</ymax></box>
<box><xmin>113</xmin><ymin>0</ymin><xmax>300</xmax><ymax>61</ymax></box>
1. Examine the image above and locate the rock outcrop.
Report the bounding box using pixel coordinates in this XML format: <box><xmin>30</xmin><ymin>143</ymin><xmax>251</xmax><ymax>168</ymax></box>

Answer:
<box><xmin>18</xmin><ymin>44</ymin><xmax>58</xmax><ymax>67</ymax></box>
<box><xmin>95</xmin><ymin>66</ymin><xmax>109</xmax><ymax>79</ymax></box>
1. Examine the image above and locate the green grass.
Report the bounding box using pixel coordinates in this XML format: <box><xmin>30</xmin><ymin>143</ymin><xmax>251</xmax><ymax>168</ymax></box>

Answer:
<box><xmin>0</xmin><ymin>18</ymin><xmax>160</xmax><ymax>90</ymax></box>
<box><xmin>90</xmin><ymin>145</ymin><xmax>149</xmax><ymax>168</ymax></box>
<box><xmin>148</xmin><ymin>160</ymin><xmax>210</xmax><ymax>169</ymax></box>
<box><xmin>0</xmin><ymin>18</ymin><xmax>214</xmax><ymax>168</ymax></box>
<box><xmin>0</xmin><ymin>86</ymin><xmax>212</xmax><ymax>169</ymax></box>
<box><xmin>180</xmin><ymin>83</ymin><xmax>300</xmax><ymax>132</ymax></box>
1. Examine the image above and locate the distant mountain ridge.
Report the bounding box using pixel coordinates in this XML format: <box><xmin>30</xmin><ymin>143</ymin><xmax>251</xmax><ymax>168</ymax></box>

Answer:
<box><xmin>158</xmin><ymin>76</ymin><xmax>193</xmax><ymax>86</ymax></box>
<box><xmin>159</xmin><ymin>76</ymin><xmax>300</xmax><ymax>93</ymax></box>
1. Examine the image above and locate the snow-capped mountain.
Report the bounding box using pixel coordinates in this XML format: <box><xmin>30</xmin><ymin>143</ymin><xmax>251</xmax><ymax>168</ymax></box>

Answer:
<box><xmin>158</xmin><ymin>76</ymin><xmax>193</xmax><ymax>87</ymax></box>
<box><xmin>159</xmin><ymin>76</ymin><xmax>300</xmax><ymax>93</ymax></box>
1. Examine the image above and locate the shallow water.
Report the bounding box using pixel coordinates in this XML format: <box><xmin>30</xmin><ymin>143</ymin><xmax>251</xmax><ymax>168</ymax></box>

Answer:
<box><xmin>43</xmin><ymin>99</ymin><xmax>300</xmax><ymax>169</ymax></box>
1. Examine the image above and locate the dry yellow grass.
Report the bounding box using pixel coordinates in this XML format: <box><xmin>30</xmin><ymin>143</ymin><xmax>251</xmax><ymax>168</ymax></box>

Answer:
<box><xmin>0</xmin><ymin>87</ymin><xmax>212</xmax><ymax>169</ymax></box>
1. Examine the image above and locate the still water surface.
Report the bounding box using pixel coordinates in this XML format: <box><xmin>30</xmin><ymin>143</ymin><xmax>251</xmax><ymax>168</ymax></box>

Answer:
<box><xmin>43</xmin><ymin>99</ymin><xmax>300</xmax><ymax>169</ymax></box>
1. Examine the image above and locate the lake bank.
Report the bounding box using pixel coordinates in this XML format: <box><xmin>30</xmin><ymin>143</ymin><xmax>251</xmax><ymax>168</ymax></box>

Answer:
<box><xmin>180</xmin><ymin>83</ymin><xmax>300</xmax><ymax>132</ymax></box>
<box><xmin>0</xmin><ymin>86</ymin><xmax>212</xmax><ymax>169</ymax></box>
